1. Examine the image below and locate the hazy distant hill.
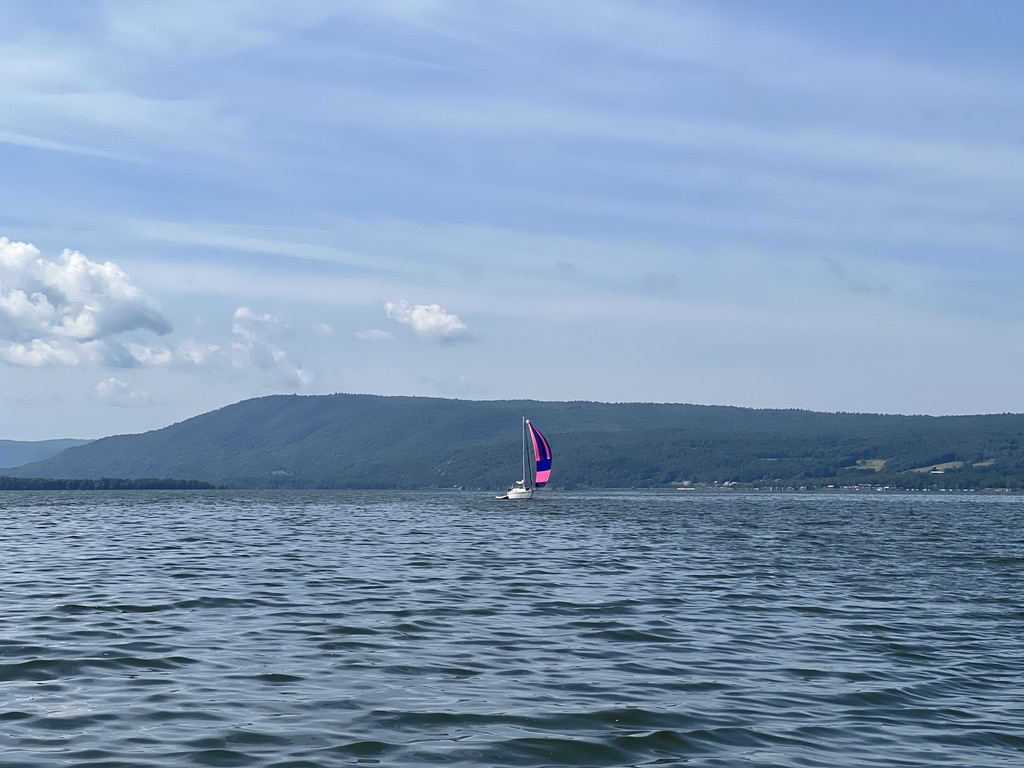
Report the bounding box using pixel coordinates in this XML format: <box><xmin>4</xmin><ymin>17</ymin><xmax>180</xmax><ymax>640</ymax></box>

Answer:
<box><xmin>9</xmin><ymin>394</ymin><xmax>1024</xmax><ymax>490</ymax></box>
<box><xmin>0</xmin><ymin>438</ymin><xmax>92</xmax><ymax>469</ymax></box>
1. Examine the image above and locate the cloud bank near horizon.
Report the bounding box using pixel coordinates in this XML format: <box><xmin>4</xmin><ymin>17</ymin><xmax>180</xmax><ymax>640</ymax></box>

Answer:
<box><xmin>0</xmin><ymin>238</ymin><xmax>321</xmax><ymax>393</ymax></box>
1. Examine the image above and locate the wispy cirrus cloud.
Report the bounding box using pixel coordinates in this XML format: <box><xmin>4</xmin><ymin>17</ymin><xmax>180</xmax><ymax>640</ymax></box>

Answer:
<box><xmin>0</xmin><ymin>128</ymin><xmax>140</xmax><ymax>161</ymax></box>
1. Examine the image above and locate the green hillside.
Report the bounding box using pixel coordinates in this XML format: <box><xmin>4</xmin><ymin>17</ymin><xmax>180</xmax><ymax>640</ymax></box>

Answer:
<box><xmin>10</xmin><ymin>394</ymin><xmax>1024</xmax><ymax>490</ymax></box>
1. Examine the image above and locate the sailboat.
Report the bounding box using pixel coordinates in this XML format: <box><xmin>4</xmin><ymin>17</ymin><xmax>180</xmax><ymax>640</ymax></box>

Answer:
<box><xmin>497</xmin><ymin>418</ymin><xmax>552</xmax><ymax>500</ymax></box>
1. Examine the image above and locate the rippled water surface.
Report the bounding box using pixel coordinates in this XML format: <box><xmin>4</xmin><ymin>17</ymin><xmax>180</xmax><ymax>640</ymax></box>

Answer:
<box><xmin>3</xmin><ymin>490</ymin><xmax>1023</xmax><ymax>767</ymax></box>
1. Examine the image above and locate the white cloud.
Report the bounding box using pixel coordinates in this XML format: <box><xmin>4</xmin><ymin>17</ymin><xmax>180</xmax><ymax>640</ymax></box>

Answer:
<box><xmin>230</xmin><ymin>306</ymin><xmax>313</xmax><ymax>387</ymax></box>
<box><xmin>0</xmin><ymin>237</ymin><xmax>171</xmax><ymax>367</ymax></box>
<box><xmin>175</xmin><ymin>339</ymin><xmax>222</xmax><ymax>365</ymax></box>
<box><xmin>231</xmin><ymin>306</ymin><xmax>280</xmax><ymax>348</ymax></box>
<box><xmin>127</xmin><ymin>343</ymin><xmax>175</xmax><ymax>365</ymax></box>
<box><xmin>384</xmin><ymin>299</ymin><xmax>468</xmax><ymax>340</ymax></box>
<box><xmin>0</xmin><ymin>338</ymin><xmax>91</xmax><ymax>367</ymax></box>
<box><xmin>95</xmin><ymin>377</ymin><xmax>154</xmax><ymax>407</ymax></box>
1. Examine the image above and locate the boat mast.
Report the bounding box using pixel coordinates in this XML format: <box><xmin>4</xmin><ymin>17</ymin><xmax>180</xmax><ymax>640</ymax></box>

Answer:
<box><xmin>521</xmin><ymin>416</ymin><xmax>528</xmax><ymax>486</ymax></box>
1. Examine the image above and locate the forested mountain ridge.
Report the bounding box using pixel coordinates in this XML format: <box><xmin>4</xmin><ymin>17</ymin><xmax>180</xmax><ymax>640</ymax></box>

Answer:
<box><xmin>0</xmin><ymin>438</ymin><xmax>92</xmax><ymax>469</ymax></box>
<box><xmin>9</xmin><ymin>393</ymin><xmax>1024</xmax><ymax>490</ymax></box>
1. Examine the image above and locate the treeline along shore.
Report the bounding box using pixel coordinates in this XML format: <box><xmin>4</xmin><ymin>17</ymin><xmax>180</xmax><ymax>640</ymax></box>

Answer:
<box><xmin>0</xmin><ymin>477</ymin><xmax>219</xmax><ymax>491</ymax></box>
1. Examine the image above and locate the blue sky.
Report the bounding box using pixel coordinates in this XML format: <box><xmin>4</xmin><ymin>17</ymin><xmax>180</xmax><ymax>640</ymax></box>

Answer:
<box><xmin>2</xmin><ymin>1</ymin><xmax>1023</xmax><ymax>440</ymax></box>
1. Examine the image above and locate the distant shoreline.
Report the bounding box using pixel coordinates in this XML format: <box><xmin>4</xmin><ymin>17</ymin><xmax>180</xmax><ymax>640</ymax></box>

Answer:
<box><xmin>0</xmin><ymin>476</ymin><xmax>219</xmax><ymax>491</ymax></box>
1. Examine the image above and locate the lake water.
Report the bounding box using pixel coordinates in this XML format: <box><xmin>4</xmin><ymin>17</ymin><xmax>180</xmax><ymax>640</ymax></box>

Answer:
<box><xmin>2</xmin><ymin>490</ymin><xmax>1022</xmax><ymax>767</ymax></box>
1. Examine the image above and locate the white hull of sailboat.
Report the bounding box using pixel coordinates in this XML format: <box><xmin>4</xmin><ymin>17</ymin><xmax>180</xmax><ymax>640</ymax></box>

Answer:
<box><xmin>497</xmin><ymin>485</ymin><xmax>534</xmax><ymax>500</ymax></box>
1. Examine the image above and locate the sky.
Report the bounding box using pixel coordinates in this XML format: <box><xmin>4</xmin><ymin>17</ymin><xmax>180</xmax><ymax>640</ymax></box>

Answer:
<box><xmin>2</xmin><ymin>0</ymin><xmax>1023</xmax><ymax>440</ymax></box>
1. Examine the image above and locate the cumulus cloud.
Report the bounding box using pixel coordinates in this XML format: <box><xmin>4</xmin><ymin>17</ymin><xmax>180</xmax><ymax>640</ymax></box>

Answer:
<box><xmin>126</xmin><ymin>343</ymin><xmax>175</xmax><ymax>365</ymax></box>
<box><xmin>383</xmin><ymin>299</ymin><xmax>468</xmax><ymax>340</ymax></box>
<box><xmin>0</xmin><ymin>237</ymin><xmax>172</xmax><ymax>367</ymax></box>
<box><xmin>95</xmin><ymin>377</ymin><xmax>154</xmax><ymax>407</ymax></box>
<box><xmin>176</xmin><ymin>339</ymin><xmax>221</xmax><ymax>365</ymax></box>
<box><xmin>1</xmin><ymin>338</ymin><xmax>90</xmax><ymax>367</ymax></box>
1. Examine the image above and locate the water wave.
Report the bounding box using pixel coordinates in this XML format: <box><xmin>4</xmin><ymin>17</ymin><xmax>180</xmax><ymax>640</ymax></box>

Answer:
<box><xmin>2</xmin><ymin>490</ymin><xmax>1022</xmax><ymax>767</ymax></box>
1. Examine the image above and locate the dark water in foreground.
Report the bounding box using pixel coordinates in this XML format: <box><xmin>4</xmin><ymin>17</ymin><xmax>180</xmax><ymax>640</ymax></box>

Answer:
<box><xmin>2</xmin><ymin>490</ymin><xmax>1022</xmax><ymax>767</ymax></box>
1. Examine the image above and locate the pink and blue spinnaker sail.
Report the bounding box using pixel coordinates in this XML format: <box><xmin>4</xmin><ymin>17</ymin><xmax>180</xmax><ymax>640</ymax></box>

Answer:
<box><xmin>527</xmin><ymin>421</ymin><xmax>552</xmax><ymax>487</ymax></box>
